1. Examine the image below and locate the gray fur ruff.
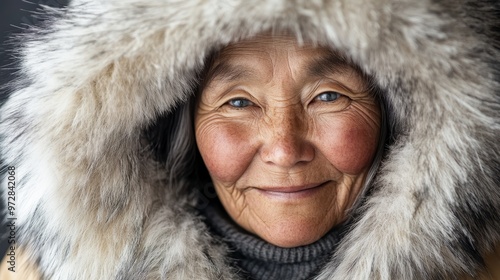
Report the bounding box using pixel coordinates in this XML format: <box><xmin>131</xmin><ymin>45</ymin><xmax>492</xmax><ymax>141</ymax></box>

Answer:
<box><xmin>1</xmin><ymin>0</ymin><xmax>499</xmax><ymax>279</ymax></box>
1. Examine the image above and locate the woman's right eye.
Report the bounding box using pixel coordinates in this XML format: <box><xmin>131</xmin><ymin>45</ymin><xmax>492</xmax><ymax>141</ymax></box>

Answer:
<box><xmin>227</xmin><ymin>98</ymin><xmax>253</xmax><ymax>108</ymax></box>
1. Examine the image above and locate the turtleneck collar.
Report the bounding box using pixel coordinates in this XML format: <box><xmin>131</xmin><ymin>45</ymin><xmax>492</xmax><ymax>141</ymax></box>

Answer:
<box><xmin>201</xmin><ymin>200</ymin><xmax>344</xmax><ymax>280</ymax></box>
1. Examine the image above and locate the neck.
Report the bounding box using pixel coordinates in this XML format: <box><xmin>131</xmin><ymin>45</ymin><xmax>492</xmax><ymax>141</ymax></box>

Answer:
<box><xmin>201</xmin><ymin>200</ymin><xmax>345</xmax><ymax>280</ymax></box>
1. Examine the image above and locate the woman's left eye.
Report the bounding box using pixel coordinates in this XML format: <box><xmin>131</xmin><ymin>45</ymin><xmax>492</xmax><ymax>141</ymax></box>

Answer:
<box><xmin>316</xmin><ymin>91</ymin><xmax>341</xmax><ymax>102</ymax></box>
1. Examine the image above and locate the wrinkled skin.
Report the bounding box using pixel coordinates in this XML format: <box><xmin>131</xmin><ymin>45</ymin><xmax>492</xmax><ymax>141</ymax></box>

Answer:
<box><xmin>195</xmin><ymin>35</ymin><xmax>380</xmax><ymax>248</ymax></box>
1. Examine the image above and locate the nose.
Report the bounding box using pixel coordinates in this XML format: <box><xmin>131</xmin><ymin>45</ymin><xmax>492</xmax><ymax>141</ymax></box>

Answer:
<box><xmin>259</xmin><ymin>108</ymin><xmax>314</xmax><ymax>168</ymax></box>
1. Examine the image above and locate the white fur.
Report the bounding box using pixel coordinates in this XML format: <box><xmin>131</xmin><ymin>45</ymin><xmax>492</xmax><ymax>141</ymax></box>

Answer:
<box><xmin>1</xmin><ymin>0</ymin><xmax>499</xmax><ymax>279</ymax></box>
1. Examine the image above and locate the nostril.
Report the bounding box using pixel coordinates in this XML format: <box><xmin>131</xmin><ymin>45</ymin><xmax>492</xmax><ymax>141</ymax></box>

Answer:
<box><xmin>260</xmin><ymin>134</ymin><xmax>315</xmax><ymax>167</ymax></box>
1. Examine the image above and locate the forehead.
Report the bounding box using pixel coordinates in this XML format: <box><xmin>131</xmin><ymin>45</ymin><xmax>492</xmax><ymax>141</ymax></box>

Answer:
<box><xmin>219</xmin><ymin>35</ymin><xmax>325</xmax><ymax>58</ymax></box>
<box><xmin>202</xmin><ymin>35</ymin><xmax>366</xmax><ymax>90</ymax></box>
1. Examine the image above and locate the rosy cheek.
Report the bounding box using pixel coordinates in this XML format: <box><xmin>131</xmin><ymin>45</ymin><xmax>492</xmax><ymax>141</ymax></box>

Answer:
<box><xmin>196</xmin><ymin>123</ymin><xmax>255</xmax><ymax>184</ymax></box>
<box><xmin>318</xmin><ymin>119</ymin><xmax>379</xmax><ymax>175</ymax></box>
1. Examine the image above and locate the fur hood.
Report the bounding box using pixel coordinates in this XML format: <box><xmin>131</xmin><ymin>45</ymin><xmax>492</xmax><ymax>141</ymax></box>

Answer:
<box><xmin>1</xmin><ymin>0</ymin><xmax>499</xmax><ymax>279</ymax></box>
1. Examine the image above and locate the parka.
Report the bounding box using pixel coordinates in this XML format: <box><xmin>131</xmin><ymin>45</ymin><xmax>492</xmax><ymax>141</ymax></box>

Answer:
<box><xmin>1</xmin><ymin>0</ymin><xmax>499</xmax><ymax>279</ymax></box>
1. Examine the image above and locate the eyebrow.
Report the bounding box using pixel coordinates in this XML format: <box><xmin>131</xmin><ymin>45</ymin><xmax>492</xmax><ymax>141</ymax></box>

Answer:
<box><xmin>203</xmin><ymin>60</ymin><xmax>258</xmax><ymax>87</ymax></box>
<box><xmin>307</xmin><ymin>51</ymin><xmax>355</xmax><ymax>78</ymax></box>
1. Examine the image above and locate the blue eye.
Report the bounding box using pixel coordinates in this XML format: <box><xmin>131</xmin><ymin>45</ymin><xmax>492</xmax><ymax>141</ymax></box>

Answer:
<box><xmin>316</xmin><ymin>91</ymin><xmax>341</xmax><ymax>102</ymax></box>
<box><xmin>228</xmin><ymin>98</ymin><xmax>253</xmax><ymax>108</ymax></box>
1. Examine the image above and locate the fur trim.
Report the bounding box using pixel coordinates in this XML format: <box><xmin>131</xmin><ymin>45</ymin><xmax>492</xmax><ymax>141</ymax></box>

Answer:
<box><xmin>1</xmin><ymin>0</ymin><xmax>499</xmax><ymax>279</ymax></box>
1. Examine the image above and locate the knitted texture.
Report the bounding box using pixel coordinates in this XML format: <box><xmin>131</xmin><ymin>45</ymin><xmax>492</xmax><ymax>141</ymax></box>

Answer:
<box><xmin>202</xmin><ymin>202</ymin><xmax>342</xmax><ymax>280</ymax></box>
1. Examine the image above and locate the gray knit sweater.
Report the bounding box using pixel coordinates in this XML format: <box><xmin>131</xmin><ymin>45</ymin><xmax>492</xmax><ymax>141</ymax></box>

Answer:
<box><xmin>202</xmin><ymin>202</ymin><xmax>343</xmax><ymax>280</ymax></box>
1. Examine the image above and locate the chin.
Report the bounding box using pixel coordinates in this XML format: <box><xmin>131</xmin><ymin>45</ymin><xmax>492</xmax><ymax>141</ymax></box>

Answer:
<box><xmin>256</xmin><ymin>219</ymin><xmax>333</xmax><ymax>248</ymax></box>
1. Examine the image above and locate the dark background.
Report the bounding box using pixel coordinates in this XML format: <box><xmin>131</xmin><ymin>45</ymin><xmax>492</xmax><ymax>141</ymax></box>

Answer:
<box><xmin>0</xmin><ymin>0</ymin><xmax>69</xmax><ymax>259</ymax></box>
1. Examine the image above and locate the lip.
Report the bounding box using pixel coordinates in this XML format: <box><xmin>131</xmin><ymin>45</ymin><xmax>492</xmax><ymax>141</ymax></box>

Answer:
<box><xmin>255</xmin><ymin>181</ymin><xmax>329</xmax><ymax>199</ymax></box>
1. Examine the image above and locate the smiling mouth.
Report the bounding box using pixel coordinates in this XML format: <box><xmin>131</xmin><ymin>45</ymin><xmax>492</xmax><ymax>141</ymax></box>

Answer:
<box><xmin>255</xmin><ymin>181</ymin><xmax>330</xmax><ymax>199</ymax></box>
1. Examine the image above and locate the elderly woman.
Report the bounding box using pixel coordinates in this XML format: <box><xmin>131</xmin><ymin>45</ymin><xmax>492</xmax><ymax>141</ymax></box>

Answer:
<box><xmin>1</xmin><ymin>0</ymin><xmax>499</xmax><ymax>279</ymax></box>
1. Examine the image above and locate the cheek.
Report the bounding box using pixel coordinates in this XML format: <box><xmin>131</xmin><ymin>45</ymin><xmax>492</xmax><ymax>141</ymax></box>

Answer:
<box><xmin>195</xmin><ymin>121</ymin><xmax>256</xmax><ymax>184</ymax></box>
<box><xmin>317</xmin><ymin>115</ymin><xmax>380</xmax><ymax>175</ymax></box>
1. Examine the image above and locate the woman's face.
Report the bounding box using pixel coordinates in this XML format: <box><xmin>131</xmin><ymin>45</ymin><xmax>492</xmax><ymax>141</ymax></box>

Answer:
<box><xmin>195</xmin><ymin>35</ymin><xmax>380</xmax><ymax>248</ymax></box>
